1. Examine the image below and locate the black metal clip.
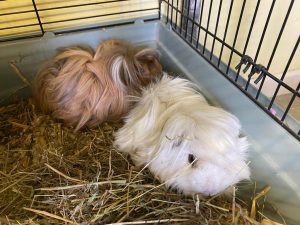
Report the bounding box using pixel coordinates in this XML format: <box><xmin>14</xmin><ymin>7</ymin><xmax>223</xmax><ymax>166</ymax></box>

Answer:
<box><xmin>235</xmin><ymin>55</ymin><xmax>253</xmax><ymax>73</ymax></box>
<box><xmin>248</xmin><ymin>64</ymin><xmax>266</xmax><ymax>84</ymax></box>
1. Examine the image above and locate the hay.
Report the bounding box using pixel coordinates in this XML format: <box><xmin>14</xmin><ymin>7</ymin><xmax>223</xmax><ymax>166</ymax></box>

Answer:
<box><xmin>0</xmin><ymin>99</ymin><xmax>260</xmax><ymax>225</ymax></box>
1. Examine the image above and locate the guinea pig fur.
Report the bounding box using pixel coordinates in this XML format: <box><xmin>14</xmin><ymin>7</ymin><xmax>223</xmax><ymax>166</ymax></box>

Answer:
<box><xmin>96</xmin><ymin>39</ymin><xmax>163</xmax><ymax>91</ymax></box>
<box><xmin>34</xmin><ymin>39</ymin><xmax>162</xmax><ymax>131</ymax></box>
<box><xmin>114</xmin><ymin>73</ymin><xmax>250</xmax><ymax>196</ymax></box>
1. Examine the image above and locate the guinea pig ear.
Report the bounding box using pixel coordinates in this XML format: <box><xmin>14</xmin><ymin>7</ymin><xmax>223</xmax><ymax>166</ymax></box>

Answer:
<box><xmin>135</xmin><ymin>48</ymin><xmax>160</xmax><ymax>61</ymax></box>
<box><xmin>134</xmin><ymin>48</ymin><xmax>162</xmax><ymax>79</ymax></box>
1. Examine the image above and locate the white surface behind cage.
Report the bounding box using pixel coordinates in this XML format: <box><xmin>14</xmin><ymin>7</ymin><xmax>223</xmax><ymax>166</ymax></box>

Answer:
<box><xmin>251</xmin><ymin>70</ymin><xmax>300</xmax><ymax>97</ymax></box>
<box><xmin>0</xmin><ymin>21</ymin><xmax>300</xmax><ymax>224</ymax></box>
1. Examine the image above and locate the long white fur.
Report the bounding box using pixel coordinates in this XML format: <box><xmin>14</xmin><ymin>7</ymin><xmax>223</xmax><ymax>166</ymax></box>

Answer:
<box><xmin>111</xmin><ymin>56</ymin><xmax>127</xmax><ymax>91</ymax></box>
<box><xmin>114</xmin><ymin>73</ymin><xmax>250</xmax><ymax>196</ymax></box>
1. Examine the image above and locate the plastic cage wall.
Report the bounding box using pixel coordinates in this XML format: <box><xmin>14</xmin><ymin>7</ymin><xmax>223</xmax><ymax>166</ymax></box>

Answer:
<box><xmin>160</xmin><ymin>0</ymin><xmax>300</xmax><ymax>141</ymax></box>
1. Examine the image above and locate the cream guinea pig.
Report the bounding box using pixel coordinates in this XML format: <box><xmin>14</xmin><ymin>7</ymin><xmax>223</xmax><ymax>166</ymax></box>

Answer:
<box><xmin>35</xmin><ymin>39</ymin><xmax>162</xmax><ymax>131</ymax></box>
<box><xmin>114</xmin><ymin>73</ymin><xmax>250</xmax><ymax>196</ymax></box>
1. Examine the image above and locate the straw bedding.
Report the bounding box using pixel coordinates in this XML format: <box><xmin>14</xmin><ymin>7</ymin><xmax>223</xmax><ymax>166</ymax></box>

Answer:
<box><xmin>0</xmin><ymin>99</ymin><xmax>260</xmax><ymax>225</ymax></box>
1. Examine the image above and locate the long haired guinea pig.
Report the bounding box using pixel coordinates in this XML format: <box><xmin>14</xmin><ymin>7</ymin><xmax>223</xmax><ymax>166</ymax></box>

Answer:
<box><xmin>114</xmin><ymin>74</ymin><xmax>250</xmax><ymax>196</ymax></box>
<box><xmin>34</xmin><ymin>39</ymin><xmax>162</xmax><ymax>131</ymax></box>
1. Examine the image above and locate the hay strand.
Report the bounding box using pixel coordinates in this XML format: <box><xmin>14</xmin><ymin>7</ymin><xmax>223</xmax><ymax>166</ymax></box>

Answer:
<box><xmin>106</xmin><ymin>218</ymin><xmax>189</xmax><ymax>224</ymax></box>
<box><xmin>36</xmin><ymin>180</ymin><xmax>127</xmax><ymax>191</ymax></box>
<box><xmin>23</xmin><ymin>207</ymin><xmax>75</xmax><ymax>224</ymax></box>
<box><xmin>9</xmin><ymin>61</ymin><xmax>31</xmax><ymax>87</ymax></box>
<box><xmin>251</xmin><ymin>186</ymin><xmax>271</xmax><ymax>219</ymax></box>
<box><xmin>44</xmin><ymin>163</ymin><xmax>85</xmax><ymax>184</ymax></box>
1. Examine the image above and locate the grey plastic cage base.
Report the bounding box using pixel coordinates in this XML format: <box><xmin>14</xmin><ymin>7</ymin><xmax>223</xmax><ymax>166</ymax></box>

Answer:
<box><xmin>0</xmin><ymin>21</ymin><xmax>299</xmax><ymax>225</ymax></box>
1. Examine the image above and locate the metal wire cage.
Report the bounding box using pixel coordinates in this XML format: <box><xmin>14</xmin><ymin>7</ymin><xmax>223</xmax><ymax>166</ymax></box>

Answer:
<box><xmin>0</xmin><ymin>0</ymin><xmax>299</xmax><ymax>141</ymax></box>
<box><xmin>0</xmin><ymin>0</ymin><xmax>159</xmax><ymax>41</ymax></box>
<box><xmin>160</xmin><ymin>0</ymin><xmax>300</xmax><ymax>141</ymax></box>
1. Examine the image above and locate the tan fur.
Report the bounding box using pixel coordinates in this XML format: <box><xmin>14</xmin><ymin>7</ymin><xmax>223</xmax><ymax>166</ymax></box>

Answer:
<box><xmin>97</xmin><ymin>39</ymin><xmax>162</xmax><ymax>91</ymax></box>
<box><xmin>34</xmin><ymin>39</ymin><xmax>162</xmax><ymax>131</ymax></box>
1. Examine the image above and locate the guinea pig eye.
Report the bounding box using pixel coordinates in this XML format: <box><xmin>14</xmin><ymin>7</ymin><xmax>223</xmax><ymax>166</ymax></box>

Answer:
<box><xmin>239</xmin><ymin>133</ymin><xmax>245</xmax><ymax>138</ymax></box>
<box><xmin>188</xmin><ymin>154</ymin><xmax>195</xmax><ymax>164</ymax></box>
<box><xmin>139</xmin><ymin>66</ymin><xmax>145</xmax><ymax>73</ymax></box>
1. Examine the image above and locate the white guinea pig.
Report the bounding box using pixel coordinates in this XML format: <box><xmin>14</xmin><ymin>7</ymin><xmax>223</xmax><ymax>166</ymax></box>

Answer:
<box><xmin>114</xmin><ymin>73</ymin><xmax>250</xmax><ymax>196</ymax></box>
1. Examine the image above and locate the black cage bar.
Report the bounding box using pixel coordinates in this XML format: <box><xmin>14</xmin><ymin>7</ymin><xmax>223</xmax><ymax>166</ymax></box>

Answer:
<box><xmin>161</xmin><ymin>0</ymin><xmax>300</xmax><ymax>141</ymax></box>
<box><xmin>0</xmin><ymin>0</ymin><xmax>159</xmax><ymax>42</ymax></box>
